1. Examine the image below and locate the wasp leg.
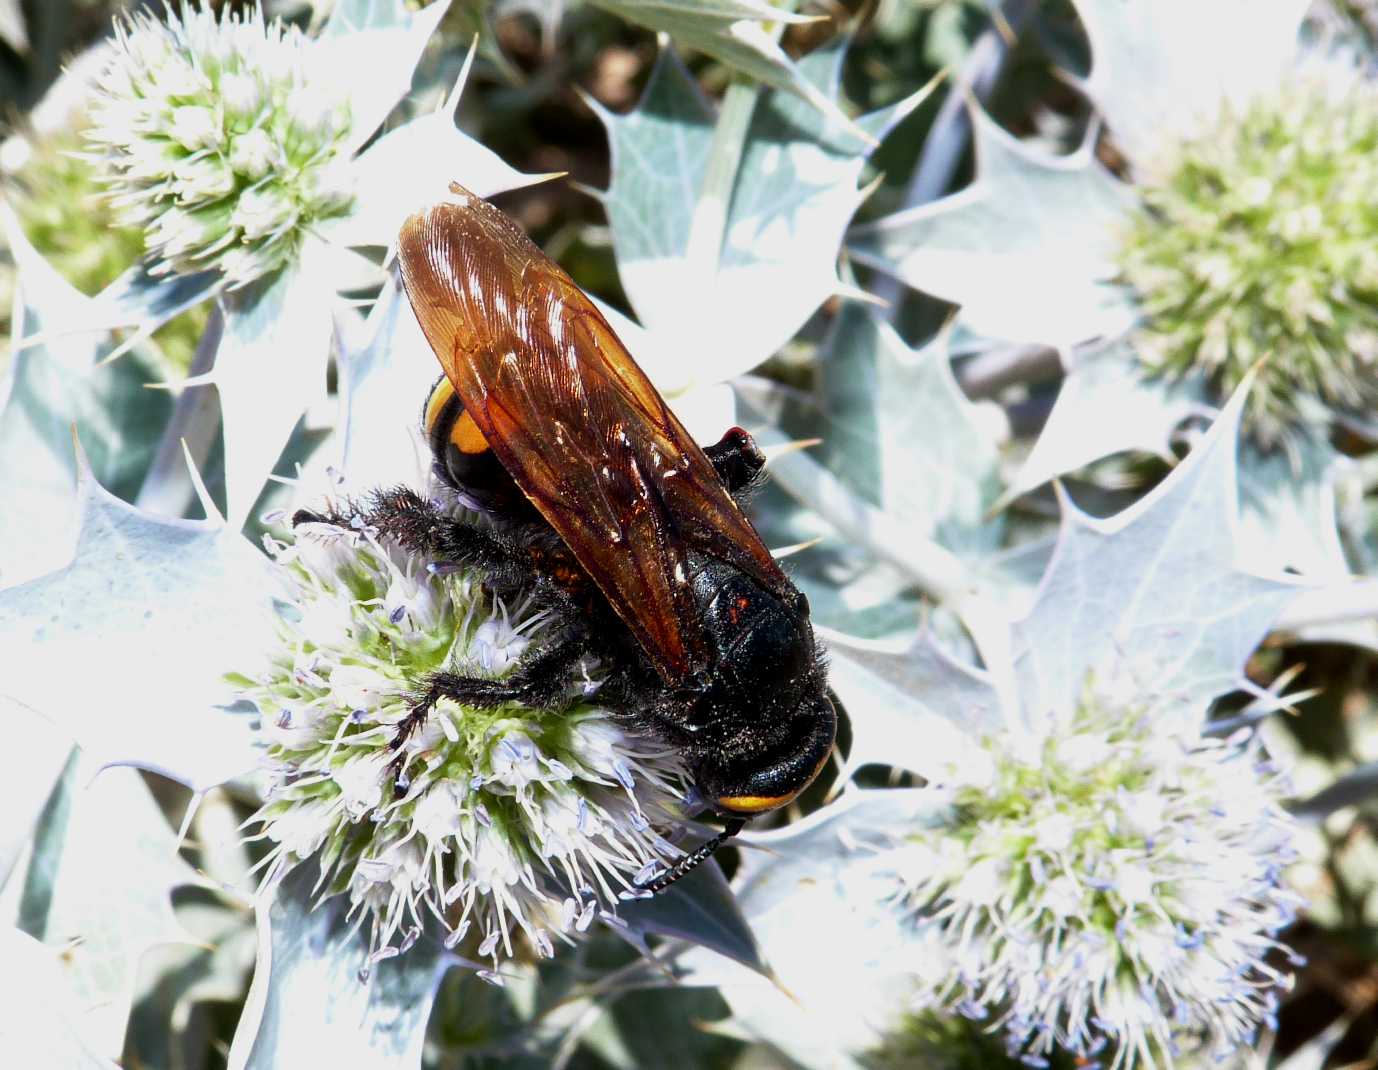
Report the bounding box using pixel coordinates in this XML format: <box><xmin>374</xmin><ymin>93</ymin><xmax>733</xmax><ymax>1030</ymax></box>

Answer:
<box><xmin>704</xmin><ymin>427</ymin><xmax>766</xmax><ymax>494</ymax></box>
<box><xmin>294</xmin><ymin>488</ymin><xmax>532</xmax><ymax>588</ymax></box>
<box><xmin>385</xmin><ymin>629</ymin><xmax>594</xmax><ymax>791</ymax></box>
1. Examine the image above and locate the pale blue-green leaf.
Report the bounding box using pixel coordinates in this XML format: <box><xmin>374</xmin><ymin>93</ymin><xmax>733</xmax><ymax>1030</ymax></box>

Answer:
<box><xmin>0</xmin><ymin>701</ymin><xmax>72</xmax><ymax>888</ymax></box>
<box><xmin>850</xmin><ymin>106</ymin><xmax>1136</xmax><ymax>347</ymax></box>
<box><xmin>1012</xmin><ymin>382</ymin><xmax>1303</xmax><ymax>731</ymax></box>
<box><xmin>784</xmin><ymin>553</ymin><xmax>917</xmax><ymax>640</ymax></box>
<box><xmin>8</xmin><ymin>259</ymin><xmax>219</xmax><ymax>359</ymax></box>
<box><xmin>14</xmin><ymin>750</ymin><xmax>197</xmax><ymax>1057</ymax></box>
<box><xmin>128</xmin><ymin>897</ymin><xmax>256</xmax><ymax>1070</ymax></box>
<box><xmin>212</xmin><ymin>254</ymin><xmax>334</xmax><ymax>530</ymax></box>
<box><xmin>315</xmin><ymin>0</ymin><xmax>451</xmax><ymax>157</ymax></box>
<box><xmin>337</xmin><ymin>272</ymin><xmax>440</xmax><ymax>490</ymax></box>
<box><xmin>733</xmin><ymin>388</ymin><xmax>1021</xmax><ymax>689</ymax></box>
<box><xmin>587</xmin><ymin>0</ymin><xmax>854</xmax><ymax>131</ymax></box>
<box><xmin>680</xmin><ymin>790</ymin><xmax>945</xmax><ymax>1068</ymax></box>
<box><xmin>619</xmin><ymin>856</ymin><xmax>762</xmax><ymax>973</ymax></box>
<box><xmin>734</xmin><ymin>390</ymin><xmax>969</xmax><ymax>603</ymax></box>
<box><xmin>1292</xmin><ymin>761</ymin><xmax>1378</xmax><ymax>820</ymax></box>
<box><xmin>595</xmin><ymin>40</ymin><xmax>933</xmax><ymax>384</ymax></box>
<box><xmin>0</xmin><ymin>457</ymin><xmax>276</xmax><ymax>789</ymax></box>
<box><xmin>1068</xmin><ymin>0</ymin><xmax>1308</xmax><ymax>169</ymax></box>
<box><xmin>1273</xmin><ymin>574</ymin><xmax>1378</xmax><ymax>652</ymax></box>
<box><xmin>968</xmin><ymin>534</ymin><xmax>1056</xmax><ymax>621</ymax></box>
<box><xmin>593</xmin><ymin>49</ymin><xmax>712</xmax><ymax>333</ymax></box>
<box><xmin>732</xmin><ymin>383</ymin><xmax>925</xmax><ymax>639</ymax></box>
<box><xmin>323</xmin><ymin>84</ymin><xmax>555</xmax><ymax>250</ymax></box>
<box><xmin>817</xmin><ymin>306</ymin><xmax>1002</xmax><ymax>555</ymax></box>
<box><xmin>319</xmin><ymin>0</ymin><xmax>413</xmax><ymax>35</ymax></box>
<box><xmin>0</xmin><ymin>215</ymin><xmax>175</xmax><ymax>586</ymax></box>
<box><xmin>1237</xmin><ymin>431</ymin><xmax>1348</xmax><ymax>578</ymax></box>
<box><xmin>729</xmin><ymin>452</ymin><xmax>920</xmax><ymax>639</ymax></box>
<box><xmin>825</xmin><ymin>628</ymin><xmax>1003</xmax><ymax>783</ymax></box>
<box><xmin>587</xmin><ymin>296</ymin><xmax>739</xmax><ymax>442</ymax></box>
<box><xmin>127</xmin><ymin>791</ymin><xmax>258</xmax><ymax>1064</ymax></box>
<box><xmin>599</xmin><ymin>985</ymin><xmax>741</xmax><ymax>1070</ymax></box>
<box><xmin>30</xmin><ymin>264</ymin><xmax>223</xmax><ymax>373</ymax></box>
<box><xmin>1285</xmin><ymin>619</ymin><xmax>1378</xmax><ymax>653</ymax></box>
<box><xmin>90</xmin><ymin>262</ymin><xmax>220</xmax><ymax>337</ymax></box>
<box><xmin>0</xmin><ymin>929</ymin><xmax>120</xmax><ymax>1069</ymax></box>
<box><xmin>227</xmin><ymin>860</ymin><xmax>447</xmax><ymax>1070</ymax></box>
<box><xmin>1007</xmin><ymin>338</ymin><xmax>1210</xmax><ymax>499</ymax></box>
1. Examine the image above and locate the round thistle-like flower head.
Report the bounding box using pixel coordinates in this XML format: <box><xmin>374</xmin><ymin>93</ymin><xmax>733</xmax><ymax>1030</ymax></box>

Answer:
<box><xmin>236</xmin><ymin>494</ymin><xmax>690</xmax><ymax>977</ymax></box>
<box><xmin>86</xmin><ymin>4</ymin><xmax>354</xmax><ymax>286</ymax></box>
<box><xmin>1119</xmin><ymin>76</ymin><xmax>1378</xmax><ymax>445</ymax></box>
<box><xmin>891</xmin><ymin>679</ymin><xmax>1302</xmax><ymax>1068</ymax></box>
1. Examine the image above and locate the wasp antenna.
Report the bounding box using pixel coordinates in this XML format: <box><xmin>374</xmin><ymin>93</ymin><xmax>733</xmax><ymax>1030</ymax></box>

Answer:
<box><xmin>637</xmin><ymin>818</ymin><xmax>746</xmax><ymax>894</ymax></box>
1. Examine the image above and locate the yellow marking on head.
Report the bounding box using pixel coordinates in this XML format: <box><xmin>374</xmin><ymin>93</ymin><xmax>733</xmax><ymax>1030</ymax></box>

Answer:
<box><xmin>715</xmin><ymin>792</ymin><xmax>795</xmax><ymax>815</ymax></box>
<box><xmin>423</xmin><ymin>377</ymin><xmax>457</xmax><ymax>437</ymax></box>
<box><xmin>450</xmin><ymin>409</ymin><xmax>490</xmax><ymax>455</ymax></box>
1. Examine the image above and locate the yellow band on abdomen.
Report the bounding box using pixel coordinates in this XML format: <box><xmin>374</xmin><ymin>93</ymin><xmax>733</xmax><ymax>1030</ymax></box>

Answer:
<box><xmin>715</xmin><ymin>793</ymin><xmax>793</xmax><ymax>815</ymax></box>
<box><xmin>423</xmin><ymin>376</ymin><xmax>457</xmax><ymax>437</ymax></box>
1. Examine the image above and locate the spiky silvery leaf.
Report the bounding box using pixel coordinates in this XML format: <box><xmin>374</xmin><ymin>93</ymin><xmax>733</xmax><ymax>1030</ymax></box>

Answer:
<box><xmin>0</xmin><ymin>450</ymin><xmax>274</xmax><ymax>789</ymax></box>
<box><xmin>726</xmin><ymin>386</ymin><xmax>1307</xmax><ymax>1068</ymax></box>
<box><xmin>14</xmin><ymin>751</ymin><xmax>198</xmax><ymax>1057</ymax></box>
<box><xmin>849</xmin><ymin>104</ymin><xmax>1136</xmax><ymax>347</ymax></box>
<box><xmin>591</xmin><ymin>38</ymin><xmax>935</xmax><ymax>388</ymax></box>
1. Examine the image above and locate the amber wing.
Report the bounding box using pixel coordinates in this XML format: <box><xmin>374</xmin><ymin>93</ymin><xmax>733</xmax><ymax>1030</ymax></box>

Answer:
<box><xmin>397</xmin><ymin>185</ymin><xmax>787</xmax><ymax>685</ymax></box>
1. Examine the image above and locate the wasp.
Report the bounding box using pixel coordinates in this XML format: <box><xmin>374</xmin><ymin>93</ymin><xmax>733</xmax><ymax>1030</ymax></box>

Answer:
<box><xmin>299</xmin><ymin>183</ymin><xmax>835</xmax><ymax>891</ymax></box>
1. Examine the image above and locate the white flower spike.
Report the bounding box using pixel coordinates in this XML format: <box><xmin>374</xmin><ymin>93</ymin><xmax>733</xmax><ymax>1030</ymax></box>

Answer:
<box><xmin>237</xmin><ymin>484</ymin><xmax>692</xmax><ymax>970</ymax></box>
<box><xmin>87</xmin><ymin>4</ymin><xmax>355</xmax><ymax>286</ymax></box>
<box><xmin>890</xmin><ymin>677</ymin><xmax>1302</xmax><ymax>1070</ymax></box>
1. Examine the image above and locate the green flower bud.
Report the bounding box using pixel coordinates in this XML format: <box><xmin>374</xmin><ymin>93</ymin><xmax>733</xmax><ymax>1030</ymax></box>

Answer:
<box><xmin>87</xmin><ymin>4</ymin><xmax>356</xmax><ymax>286</ymax></box>
<box><xmin>1119</xmin><ymin>77</ymin><xmax>1378</xmax><ymax>444</ymax></box>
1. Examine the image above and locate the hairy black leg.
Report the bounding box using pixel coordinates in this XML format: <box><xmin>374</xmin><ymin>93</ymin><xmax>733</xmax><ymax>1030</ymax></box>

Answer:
<box><xmin>704</xmin><ymin>427</ymin><xmax>765</xmax><ymax>494</ymax></box>
<box><xmin>385</xmin><ymin>627</ymin><xmax>594</xmax><ymax>791</ymax></box>
<box><xmin>425</xmin><ymin>628</ymin><xmax>594</xmax><ymax>712</ymax></box>
<box><xmin>294</xmin><ymin>488</ymin><xmax>532</xmax><ymax>587</ymax></box>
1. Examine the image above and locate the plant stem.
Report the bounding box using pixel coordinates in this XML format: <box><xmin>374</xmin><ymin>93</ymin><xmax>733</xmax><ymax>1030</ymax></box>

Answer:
<box><xmin>872</xmin><ymin>0</ymin><xmax>1040</xmax><ymax>321</ymax></box>
<box><xmin>135</xmin><ymin>305</ymin><xmax>223</xmax><ymax>518</ymax></box>
<box><xmin>1274</xmin><ymin>578</ymin><xmax>1378</xmax><ymax>633</ymax></box>
<box><xmin>683</xmin><ymin>78</ymin><xmax>758</xmax><ymax>285</ymax></box>
<box><xmin>957</xmin><ymin>343</ymin><xmax>1061</xmax><ymax>398</ymax></box>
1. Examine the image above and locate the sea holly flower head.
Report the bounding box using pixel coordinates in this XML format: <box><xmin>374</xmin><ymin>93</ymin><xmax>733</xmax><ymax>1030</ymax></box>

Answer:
<box><xmin>86</xmin><ymin>3</ymin><xmax>355</xmax><ymax>286</ymax></box>
<box><xmin>236</xmin><ymin>483</ymin><xmax>691</xmax><ymax>973</ymax></box>
<box><xmin>1117</xmin><ymin>72</ymin><xmax>1378</xmax><ymax>446</ymax></box>
<box><xmin>892</xmin><ymin>670</ymin><xmax>1302</xmax><ymax>1069</ymax></box>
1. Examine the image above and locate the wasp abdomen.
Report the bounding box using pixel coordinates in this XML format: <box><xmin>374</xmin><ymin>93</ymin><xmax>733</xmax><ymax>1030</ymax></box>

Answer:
<box><xmin>423</xmin><ymin>375</ymin><xmax>532</xmax><ymax>515</ymax></box>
